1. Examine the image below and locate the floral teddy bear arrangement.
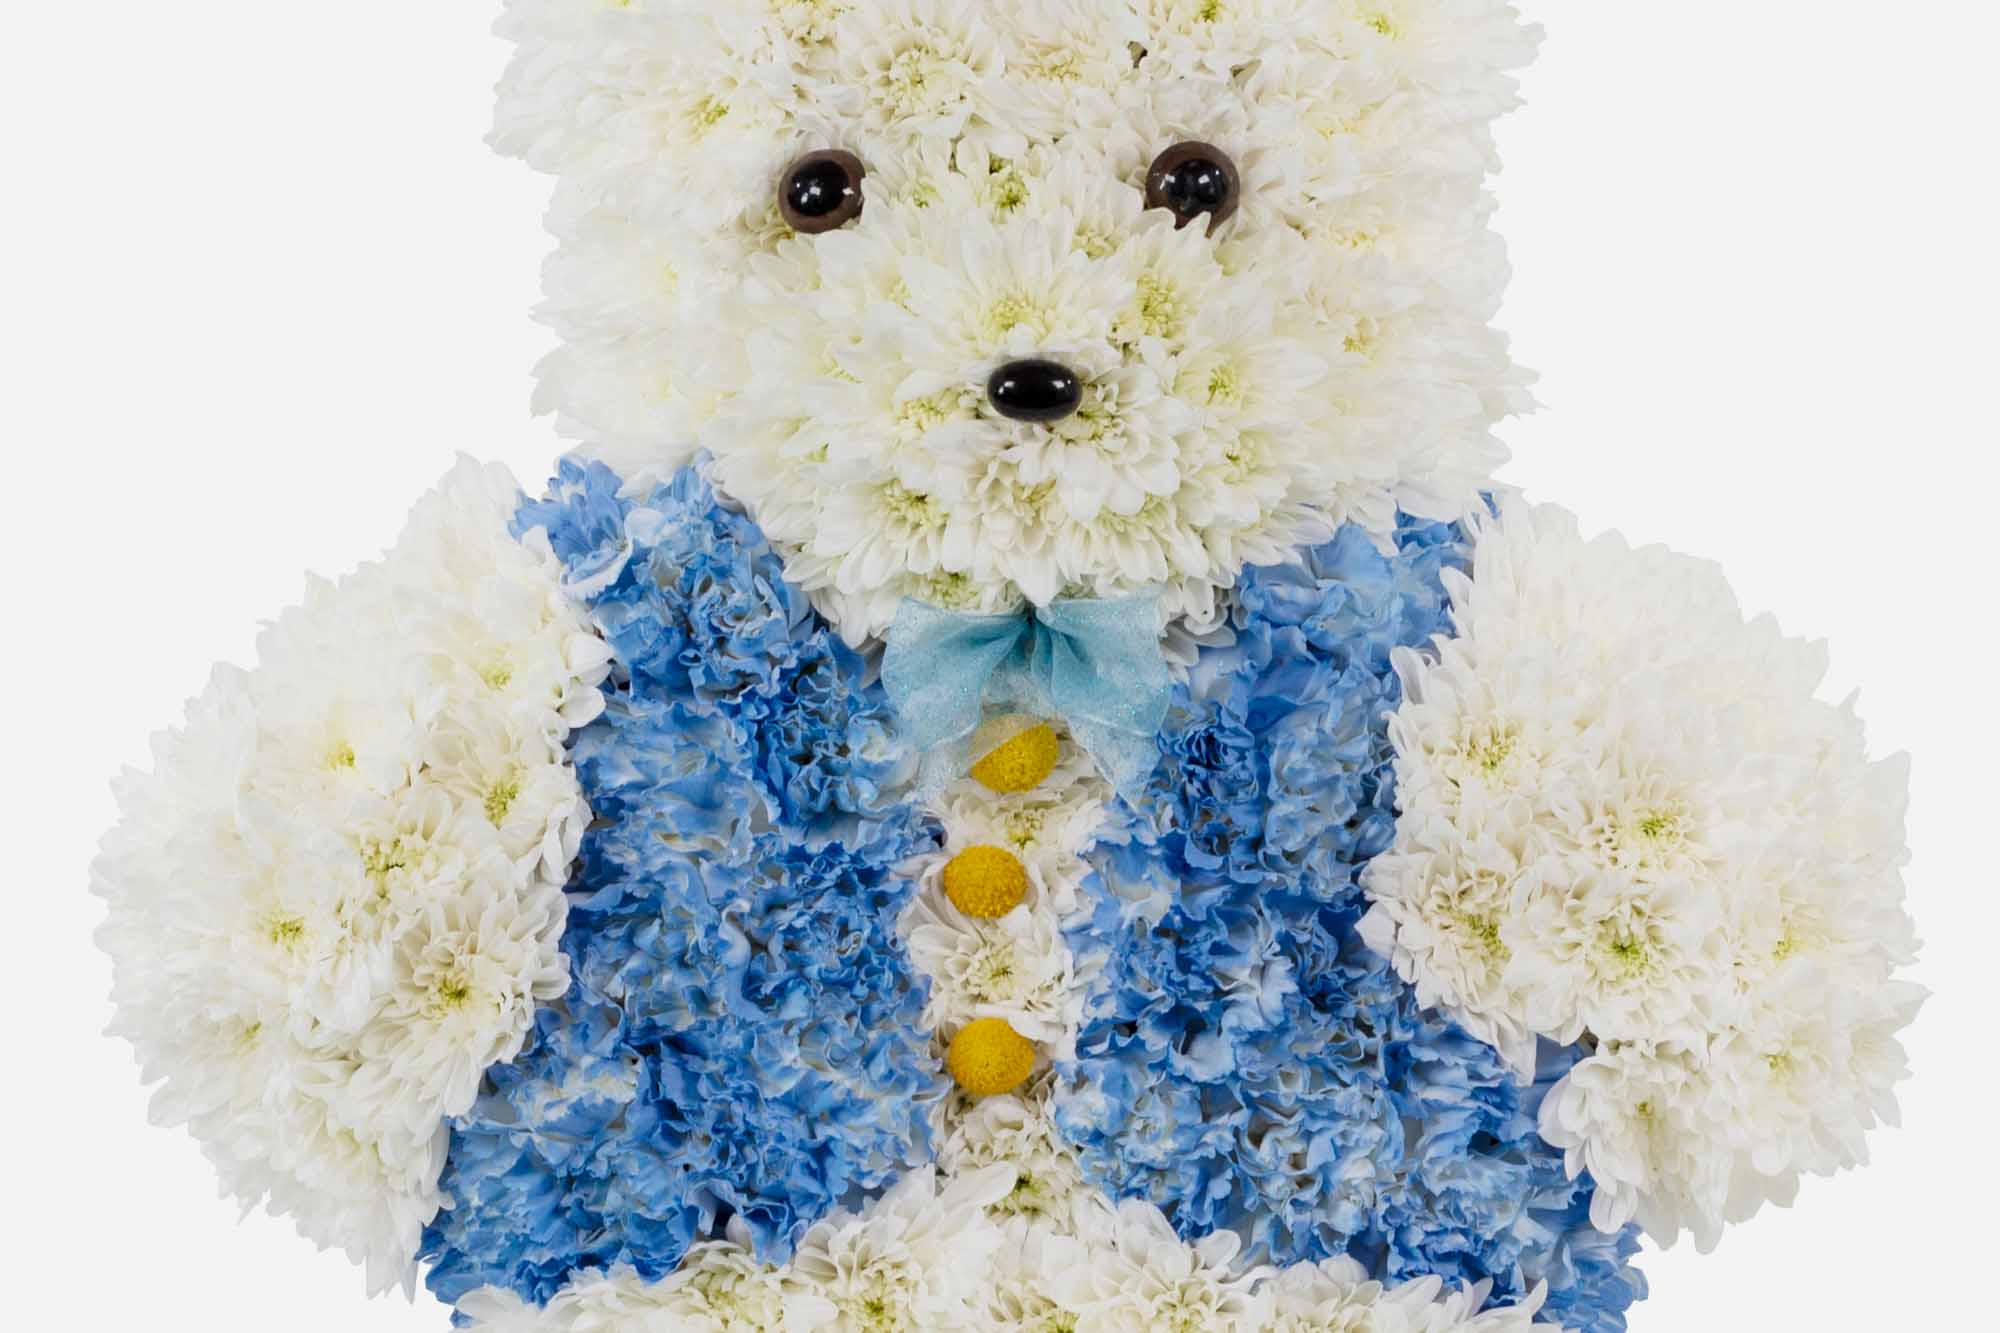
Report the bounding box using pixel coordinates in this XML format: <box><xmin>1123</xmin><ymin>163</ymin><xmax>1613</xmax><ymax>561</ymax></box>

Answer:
<box><xmin>95</xmin><ymin>3</ymin><xmax>1922</xmax><ymax>1330</ymax></box>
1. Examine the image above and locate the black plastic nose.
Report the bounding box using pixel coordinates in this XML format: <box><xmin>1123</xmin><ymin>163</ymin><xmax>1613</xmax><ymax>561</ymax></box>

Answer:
<box><xmin>988</xmin><ymin>359</ymin><xmax>1084</xmax><ymax>424</ymax></box>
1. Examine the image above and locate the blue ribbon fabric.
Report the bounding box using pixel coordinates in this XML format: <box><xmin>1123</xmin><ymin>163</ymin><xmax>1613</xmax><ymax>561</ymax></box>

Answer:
<box><xmin>881</xmin><ymin>596</ymin><xmax>1172</xmax><ymax>802</ymax></box>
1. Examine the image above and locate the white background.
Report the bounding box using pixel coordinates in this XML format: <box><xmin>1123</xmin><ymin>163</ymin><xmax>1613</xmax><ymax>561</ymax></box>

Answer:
<box><xmin>3</xmin><ymin>3</ymin><xmax>1994</xmax><ymax>1327</ymax></box>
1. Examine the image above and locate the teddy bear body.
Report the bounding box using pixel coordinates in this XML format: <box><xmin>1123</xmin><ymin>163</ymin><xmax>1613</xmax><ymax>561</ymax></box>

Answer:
<box><xmin>93</xmin><ymin>5</ymin><xmax>1920</xmax><ymax>1331</ymax></box>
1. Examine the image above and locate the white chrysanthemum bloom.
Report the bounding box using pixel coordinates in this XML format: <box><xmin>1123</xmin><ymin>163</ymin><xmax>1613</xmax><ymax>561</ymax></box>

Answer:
<box><xmin>484</xmin><ymin>1224</ymin><xmax>836</xmax><ymax>1328</ymax></box>
<box><xmin>1046</xmin><ymin>1196</ymin><xmax>1274</xmax><ymax>1333</ymax></box>
<box><xmin>1362</xmin><ymin>497</ymin><xmax>1923</xmax><ymax>1251</ymax></box>
<box><xmin>496</xmin><ymin>0</ymin><xmax>1539</xmax><ymax>644</ymax></box>
<box><xmin>982</xmin><ymin>1219</ymin><xmax>1102</xmax><ymax>1332</ymax></box>
<box><xmin>933</xmin><ymin>1080</ymin><xmax>1094</xmax><ymax>1225</ymax></box>
<box><xmin>457</xmin><ymin>1238</ymin><xmax>832</xmax><ymax>1333</ymax></box>
<box><xmin>992</xmin><ymin>0</ymin><xmax>1147</xmax><ymax>142</ymax></box>
<box><xmin>834</xmin><ymin>0</ymin><xmax>1005</xmax><ymax>144</ymax></box>
<box><xmin>788</xmin><ymin>1164</ymin><xmax>1016</xmax><ymax>1331</ymax></box>
<box><xmin>645</xmin><ymin>1239</ymin><xmax>834</xmax><ymax>1333</ymax></box>
<box><xmin>905</xmin><ymin>893</ymin><xmax>1085</xmax><ymax>1047</ymax></box>
<box><xmin>94</xmin><ymin>460</ymin><xmax>610</xmax><ymax>1292</ymax></box>
<box><xmin>446</xmin><ymin>1285</ymin><xmax>561</xmax><ymax>1333</ymax></box>
<box><xmin>1265</xmin><ymin>1257</ymin><xmax>1548</xmax><ymax>1332</ymax></box>
<box><xmin>1506</xmin><ymin>865</ymin><xmax>1730</xmax><ymax>1049</ymax></box>
<box><xmin>423</xmin><ymin>712</ymin><xmax>593</xmax><ymax>882</ymax></box>
<box><xmin>353</xmin><ymin>866</ymin><xmax>572</xmax><ymax>1131</ymax></box>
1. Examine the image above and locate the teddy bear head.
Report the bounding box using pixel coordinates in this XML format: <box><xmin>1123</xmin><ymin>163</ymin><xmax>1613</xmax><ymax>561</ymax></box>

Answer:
<box><xmin>501</xmin><ymin>0</ymin><xmax>1539</xmax><ymax>644</ymax></box>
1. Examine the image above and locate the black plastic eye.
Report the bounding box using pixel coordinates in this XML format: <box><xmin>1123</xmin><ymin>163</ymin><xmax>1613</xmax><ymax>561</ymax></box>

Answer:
<box><xmin>989</xmin><ymin>359</ymin><xmax>1085</xmax><ymax>424</ymax></box>
<box><xmin>1145</xmin><ymin>141</ymin><xmax>1240</xmax><ymax>232</ymax></box>
<box><xmin>779</xmin><ymin>150</ymin><xmax>866</xmax><ymax>234</ymax></box>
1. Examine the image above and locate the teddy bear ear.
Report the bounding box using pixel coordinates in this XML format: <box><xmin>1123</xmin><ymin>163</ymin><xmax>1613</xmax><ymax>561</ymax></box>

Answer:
<box><xmin>490</xmin><ymin>1</ymin><xmax>644</xmax><ymax>180</ymax></box>
<box><xmin>491</xmin><ymin>3</ymin><xmax>807</xmax><ymax>179</ymax></box>
<box><xmin>490</xmin><ymin>2</ymin><xmax>851</xmax><ymax>232</ymax></box>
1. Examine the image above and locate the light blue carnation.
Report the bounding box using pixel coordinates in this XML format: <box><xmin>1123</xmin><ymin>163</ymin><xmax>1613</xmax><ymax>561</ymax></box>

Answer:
<box><xmin>420</xmin><ymin>461</ymin><xmax>943</xmax><ymax>1309</ymax></box>
<box><xmin>1056</xmin><ymin>515</ymin><xmax>1647</xmax><ymax>1330</ymax></box>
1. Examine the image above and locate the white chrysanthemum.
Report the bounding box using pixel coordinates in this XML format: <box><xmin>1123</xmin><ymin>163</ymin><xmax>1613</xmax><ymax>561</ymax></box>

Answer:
<box><xmin>1506</xmin><ymin>866</ymin><xmax>1729</xmax><ymax>1049</ymax></box>
<box><xmin>981</xmin><ymin>1219</ymin><xmax>1102</xmax><ymax>1332</ymax></box>
<box><xmin>906</xmin><ymin>893</ymin><xmax>1085</xmax><ymax>1047</ymax></box>
<box><xmin>1046</xmin><ymin>1197</ymin><xmax>1274</xmax><ymax>1333</ymax></box>
<box><xmin>496</xmin><ymin>0</ymin><xmax>1540</xmax><ymax>644</ymax></box>
<box><xmin>789</xmin><ymin>1164</ymin><xmax>1016</xmax><ymax>1331</ymax></box>
<box><xmin>992</xmin><ymin>0</ymin><xmax>1147</xmax><ymax>142</ymax></box>
<box><xmin>933</xmin><ymin>1080</ymin><xmax>1094</xmax><ymax>1225</ymax></box>
<box><xmin>833</xmin><ymin>0</ymin><xmax>1005</xmax><ymax>144</ymax></box>
<box><xmin>1265</xmin><ymin>1257</ymin><xmax>1548</xmax><ymax>1332</ymax></box>
<box><xmin>1362</xmin><ymin>497</ymin><xmax>1923</xmax><ymax>1250</ymax></box>
<box><xmin>458</xmin><ymin>1231</ymin><xmax>832</xmax><ymax>1333</ymax></box>
<box><xmin>94</xmin><ymin>460</ymin><xmax>610</xmax><ymax>1291</ymax></box>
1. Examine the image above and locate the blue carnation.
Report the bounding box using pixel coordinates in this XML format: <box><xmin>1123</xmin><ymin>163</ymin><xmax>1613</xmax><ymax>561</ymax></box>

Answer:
<box><xmin>1129</xmin><ymin>521</ymin><xmax>1465</xmax><ymax>907</ymax></box>
<box><xmin>422</xmin><ymin>460</ymin><xmax>944</xmax><ymax>1309</ymax></box>
<box><xmin>1056</xmin><ymin>515</ymin><xmax>1646</xmax><ymax>1330</ymax></box>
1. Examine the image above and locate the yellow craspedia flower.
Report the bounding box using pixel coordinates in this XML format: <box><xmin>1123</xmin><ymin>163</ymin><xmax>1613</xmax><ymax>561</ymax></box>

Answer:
<box><xmin>970</xmin><ymin>722</ymin><xmax>1060</xmax><ymax>794</ymax></box>
<box><xmin>942</xmin><ymin>845</ymin><xmax>1031</xmax><ymax>919</ymax></box>
<box><xmin>946</xmin><ymin>1019</ymin><xmax>1037</xmax><ymax>1098</ymax></box>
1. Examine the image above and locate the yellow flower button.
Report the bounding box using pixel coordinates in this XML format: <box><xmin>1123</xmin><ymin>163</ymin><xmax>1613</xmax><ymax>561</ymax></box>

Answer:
<box><xmin>942</xmin><ymin>845</ymin><xmax>1031</xmax><ymax>919</ymax></box>
<box><xmin>946</xmin><ymin>1019</ymin><xmax>1036</xmax><ymax>1098</ymax></box>
<box><xmin>969</xmin><ymin>722</ymin><xmax>1060</xmax><ymax>794</ymax></box>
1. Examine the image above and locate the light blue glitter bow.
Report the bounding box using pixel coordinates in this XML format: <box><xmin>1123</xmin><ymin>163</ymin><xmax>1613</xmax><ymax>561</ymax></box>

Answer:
<box><xmin>881</xmin><ymin>596</ymin><xmax>1172</xmax><ymax>802</ymax></box>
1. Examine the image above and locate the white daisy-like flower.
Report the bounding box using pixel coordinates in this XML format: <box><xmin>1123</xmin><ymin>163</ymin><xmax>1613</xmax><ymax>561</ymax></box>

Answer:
<box><xmin>992</xmin><ymin>0</ymin><xmax>1148</xmax><ymax>141</ymax></box>
<box><xmin>832</xmin><ymin>0</ymin><xmax>1005</xmax><ymax>144</ymax></box>
<box><xmin>1354</xmin><ymin>815</ymin><xmax>1535</xmax><ymax>1069</ymax></box>
<box><xmin>492</xmin><ymin>0</ymin><xmax>1538</xmax><ymax>645</ymax></box>
<box><xmin>1265</xmin><ymin>1257</ymin><xmax>1549</xmax><ymax>1332</ymax></box>
<box><xmin>452</xmin><ymin>1286</ymin><xmax>573</xmax><ymax>1333</ymax></box>
<box><xmin>1134</xmin><ymin>0</ymin><xmax>1319</xmax><ymax>80</ymax></box>
<box><xmin>1505</xmin><ymin>866</ymin><xmax>1729</xmax><ymax>1049</ymax></box>
<box><xmin>353</xmin><ymin>867</ymin><xmax>571</xmax><ymax>1130</ymax></box>
<box><xmin>457</xmin><ymin>1233</ymin><xmax>831</xmax><ymax>1332</ymax></box>
<box><xmin>94</xmin><ymin>460</ymin><xmax>609</xmax><ymax>1292</ymax></box>
<box><xmin>788</xmin><ymin>1164</ymin><xmax>1016</xmax><ymax>1331</ymax></box>
<box><xmin>905</xmin><ymin>893</ymin><xmax>1085</xmax><ymax>1047</ymax></box>
<box><xmin>933</xmin><ymin>1080</ymin><xmax>1094</xmax><ymax>1225</ymax></box>
<box><xmin>982</xmin><ymin>1218</ymin><xmax>1102</xmax><ymax>1332</ymax></box>
<box><xmin>1534</xmin><ymin>1039</ymin><xmax>1719</xmax><ymax>1244</ymax></box>
<box><xmin>1046</xmin><ymin>1197</ymin><xmax>1274</xmax><ymax>1333</ymax></box>
<box><xmin>1364</xmin><ymin>497</ymin><xmax>1923</xmax><ymax>1250</ymax></box>
<box><xmin>422</xmin><ymin>712</ymin><xmax>592</xmax><ymax>883</ymax></box>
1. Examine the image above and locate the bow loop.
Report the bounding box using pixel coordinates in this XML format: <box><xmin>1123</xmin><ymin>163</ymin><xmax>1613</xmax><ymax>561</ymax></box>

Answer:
<box><xmin>882</xmin><ymin>596</ymin><xmax>1171</xmax><ymax>802</ymax></box>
